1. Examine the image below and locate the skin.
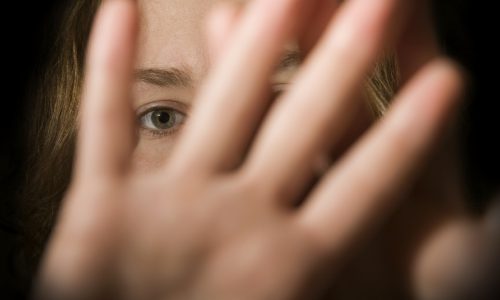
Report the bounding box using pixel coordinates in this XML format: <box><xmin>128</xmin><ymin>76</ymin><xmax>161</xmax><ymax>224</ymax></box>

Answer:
<box><xmin>36</xmin><ymin>0</ymin><xmax>499</xmax><ymax>299</ymax></box>
<box><xmin>131</xmin><ymin>0</ymin><xmax>300</xmax><ymax>172</ymax></box>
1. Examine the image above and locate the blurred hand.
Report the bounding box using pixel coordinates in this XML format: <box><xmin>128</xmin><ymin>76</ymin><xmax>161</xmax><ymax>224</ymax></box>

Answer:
<box><xmin>36</xmin><ymin>0</ymin><xmax>472</xmax><ymax>299</ymax></box>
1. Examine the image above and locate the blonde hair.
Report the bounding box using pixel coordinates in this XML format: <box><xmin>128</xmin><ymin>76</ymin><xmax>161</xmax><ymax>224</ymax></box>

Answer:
<box><xmin>21</xmin><ymin>0</ymin><xmax>398</xmax><ymax>271</ymax></box>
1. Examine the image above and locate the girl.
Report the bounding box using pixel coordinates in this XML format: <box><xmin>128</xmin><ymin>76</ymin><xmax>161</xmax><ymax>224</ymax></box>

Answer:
<box><xmin>23</xmin><ymin>0</ymin><xmax>499</xmax><ymax>298</ymax></box>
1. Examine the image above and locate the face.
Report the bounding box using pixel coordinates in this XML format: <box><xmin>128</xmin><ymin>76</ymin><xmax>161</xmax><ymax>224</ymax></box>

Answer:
<box><xmin>132</xmin><ymin>0</ymin><xmax>299</xmax><ymax>172</ymax></box>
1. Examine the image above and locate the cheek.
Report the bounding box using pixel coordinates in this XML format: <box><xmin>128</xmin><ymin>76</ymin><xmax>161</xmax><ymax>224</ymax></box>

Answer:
<box><xmin>131</xmin><ymin>138</ymin><xmax>177</xmax><ymax>173</ymax></box>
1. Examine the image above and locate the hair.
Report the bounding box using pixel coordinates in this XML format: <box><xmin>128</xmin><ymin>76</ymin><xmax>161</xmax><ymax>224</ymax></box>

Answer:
<box><xmin>20</xmin><ymin>0</ymin><xmax>101</xmax><ymax>275</ymax></box>
<box><xmin>19</xmin><ymin>0</ymin><xmax>398</xmax><ymax>276</ymax></box>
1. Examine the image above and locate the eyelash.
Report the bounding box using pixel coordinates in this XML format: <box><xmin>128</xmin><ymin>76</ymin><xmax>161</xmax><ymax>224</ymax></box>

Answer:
<box><xmin>137</xmin><ymin>103</ymin><xmax>187</xmax><ymax>138</ymax></box>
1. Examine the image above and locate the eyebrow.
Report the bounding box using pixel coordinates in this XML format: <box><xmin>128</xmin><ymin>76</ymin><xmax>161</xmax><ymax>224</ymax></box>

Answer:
<box><xmin>135</xmin><ymin>49</ymin><xmax>302</xmax><ymax>88</ymax></box>
<box><xmin>277</xmin><ymin>49</ymin><xmax>302</xmax><ymax>71</ymax></box>
<box><xmin>135</xmin><ymin>67</ymin><xmax>193</xmax><ymax>88</ymax></box>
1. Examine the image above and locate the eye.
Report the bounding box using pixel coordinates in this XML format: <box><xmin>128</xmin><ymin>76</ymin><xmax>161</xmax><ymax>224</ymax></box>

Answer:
<box><xmin>138</xmin><ymin>106</ymin><xmax>186</xmax><ymax>137</ymax></box>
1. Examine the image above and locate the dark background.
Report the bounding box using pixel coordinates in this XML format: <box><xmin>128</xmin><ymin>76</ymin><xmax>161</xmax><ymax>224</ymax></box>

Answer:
<box><xmin>1</xmin><ymin>0</ymin><xmax>498</xmax><ymax>298</ymax></box>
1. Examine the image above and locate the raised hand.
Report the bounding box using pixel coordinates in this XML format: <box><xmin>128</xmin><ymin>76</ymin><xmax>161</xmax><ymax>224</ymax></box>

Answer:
<box><xmin>36</xmin><ymin>0</ymin><xmax>466</xmax><ymax>299</ymax></box>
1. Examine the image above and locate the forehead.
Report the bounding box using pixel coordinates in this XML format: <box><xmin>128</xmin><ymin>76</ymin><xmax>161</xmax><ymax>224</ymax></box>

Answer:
<box><xmin>136</xmin><ymin>0</ymin><xmax>240</xmax><ymax>80</ymax></box>
<box><xmin>139</xmin><ymin>0</ymin><xmax>216</xmax><ymax>33</ymax></box>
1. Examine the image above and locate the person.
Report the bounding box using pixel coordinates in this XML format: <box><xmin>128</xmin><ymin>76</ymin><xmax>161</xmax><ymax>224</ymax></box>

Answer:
<box><xmin>20</xmin><ymin>0</ymin><xmax>499</xmax><ymax>299</ymax></box>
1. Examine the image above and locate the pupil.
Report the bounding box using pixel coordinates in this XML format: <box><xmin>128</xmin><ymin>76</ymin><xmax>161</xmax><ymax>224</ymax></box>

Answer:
<box><xmin>156</xmin><ymin>111</ymin><xmax>171</xmax><ymax>124</ymax></box>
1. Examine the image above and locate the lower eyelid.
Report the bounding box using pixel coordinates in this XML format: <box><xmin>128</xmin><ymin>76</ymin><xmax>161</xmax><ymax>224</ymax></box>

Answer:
<box><xmin>139</xmin><ymin>128</ymin><xmax>177</xmax><ymax>139</ymax></box>
<box><xmin>138</xmin><ymin>123</ymin><xmax>184</xmax><ymax>139</ymax></box>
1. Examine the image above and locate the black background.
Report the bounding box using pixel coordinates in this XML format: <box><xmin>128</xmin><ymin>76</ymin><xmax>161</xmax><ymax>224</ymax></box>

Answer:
<box><xmin>1</xmin><ymin>0</ymin><xmax>498</xmax><ymax>298</ymax></box>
